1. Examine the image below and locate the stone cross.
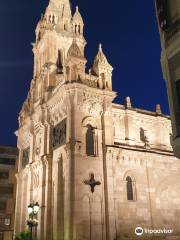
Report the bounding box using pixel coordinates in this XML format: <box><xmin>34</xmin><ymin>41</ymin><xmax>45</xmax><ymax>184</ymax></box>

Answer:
<box><xmin>84</xmin><ymin>173</ymin><xmax>101</xmax><ymax>193</ymax></box>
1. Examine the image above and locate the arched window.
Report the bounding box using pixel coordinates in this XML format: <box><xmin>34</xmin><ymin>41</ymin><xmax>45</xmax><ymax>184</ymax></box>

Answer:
<box><xmin>86</xmin><ymin>125</ymin><xmax>95</xmax><ymax>156</ymax></box>
<box><xmin>126</xmin><ymin>176</ymin><xmax>134</xmax><ymax>201</ymax></box>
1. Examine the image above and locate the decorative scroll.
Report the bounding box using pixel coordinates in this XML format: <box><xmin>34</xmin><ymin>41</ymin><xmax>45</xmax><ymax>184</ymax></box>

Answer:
<box><xmin>22</xmin><ymin>147</ymin><xmax>30</xmax><ymax>169</ymax></box>
<box><xmin>53</xmin><ymin>118</ymin><xmax>67</xmax><ymax>149</ymax></box>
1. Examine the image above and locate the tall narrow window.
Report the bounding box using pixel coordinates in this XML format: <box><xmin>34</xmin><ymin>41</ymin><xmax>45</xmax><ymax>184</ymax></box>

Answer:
<box><xmin>78</xmin><ymin>25</ymin><xmax>81</xmax><ymax>34</ymax></box>
<box><xmin>56</xmin><ymin>50</ymin><xmax>63</xmax><ymax>74</ymax></box>
<box><xmin>86</xmin><ymin>125</ymin><xmax>95</xmax><ymax>156</ymax></box>
<box><xmin>52</xmin><ymin>15</ymin><xmax>55</xmax><ymax>24</ymax></box>
<box><xmin>126</xmin><ymin>176</ymin><xmax>134</xmax><ymax>201</ymax></box>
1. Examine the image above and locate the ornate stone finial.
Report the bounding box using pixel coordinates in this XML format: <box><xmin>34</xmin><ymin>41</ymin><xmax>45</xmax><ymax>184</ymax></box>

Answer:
<box><xmin>99</xmin><ymin>43</ymin><xmax>102</xmax><ymax>51</ymax></box>
<box><xmin>124</xmin><ymin>96</ymin><xmax>132</xmax><ymax>109</ymax></box>
<box><xmin>156</xmin><ymin>104</ymin><xmax>162</xmax><ymax>115</ymax></box>
<box><xmin>76</xmin><ymin>6</ymin><xmax>79</xmax><ymax>12</ymax></box>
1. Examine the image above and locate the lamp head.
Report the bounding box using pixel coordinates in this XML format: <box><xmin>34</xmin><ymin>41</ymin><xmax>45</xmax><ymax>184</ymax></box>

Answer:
<box><xmin>27</xmin><ymin>204</ymin><xmax>33</xmax><ymax>214</ymax></box>
<box><xmin>33</xmin><ymin>202</ymin><xmax>40</xmax><ymax>214</ymax></box>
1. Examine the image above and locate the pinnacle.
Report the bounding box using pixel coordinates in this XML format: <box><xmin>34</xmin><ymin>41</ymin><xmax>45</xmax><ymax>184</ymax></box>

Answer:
<box><xmin>156</xmin><ymin>104</ymin><xmax>162</xmax><ymax>114</ymax></box>
<box><xmin>99</xmin><ymin>43</ymin><xmax>102</xmax><ymax>51</ymax></box>
<box><xmin>73</xmin><ymin>5</ymin><xmax>84</xmax><ymax>23</ymax></box>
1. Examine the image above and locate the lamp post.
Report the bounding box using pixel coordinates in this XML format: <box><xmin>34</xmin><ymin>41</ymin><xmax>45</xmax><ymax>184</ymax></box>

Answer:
<box><xmin>27</xmin><ymin>202</ymin><xmax>40</xmax><ymax>240</ymax></box>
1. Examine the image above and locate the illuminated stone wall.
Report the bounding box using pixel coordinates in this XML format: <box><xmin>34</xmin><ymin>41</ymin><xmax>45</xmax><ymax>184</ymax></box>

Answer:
<box><xmin>14</xmin><ymin>0</ymin><xmax>180</xmax><ymax>240</ymax></box>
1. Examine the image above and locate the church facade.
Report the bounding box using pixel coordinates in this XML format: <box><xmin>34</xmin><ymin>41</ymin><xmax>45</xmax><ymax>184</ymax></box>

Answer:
<box><xmin>14</xmin><ymin>0</ymin><xmax>180</xmax><ymax>239</ymax></box>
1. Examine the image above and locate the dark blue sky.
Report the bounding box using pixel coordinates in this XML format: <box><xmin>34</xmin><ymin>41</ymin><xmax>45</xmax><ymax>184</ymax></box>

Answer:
<box><xmin>0</xmin><ymin>0</ymin><xmax>169</xmax><ymax>146</ymax></box>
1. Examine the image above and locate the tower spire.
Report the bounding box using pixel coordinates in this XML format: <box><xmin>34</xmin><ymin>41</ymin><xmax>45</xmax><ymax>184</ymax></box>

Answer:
<box><xmin>92</xmin><ymin>44</ymin><xmax>113</xmax><ymax>90</ymax></box>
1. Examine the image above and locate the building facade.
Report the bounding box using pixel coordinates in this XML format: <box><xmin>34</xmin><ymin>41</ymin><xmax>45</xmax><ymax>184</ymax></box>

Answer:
<box><xmin>155</xmin><ymin>0</ymin><xmax>180</xmax><ymax>158</ymax></box>
<box><xmin>15</xmin><ymin>0</ymin><xmax>180</xmax><ymax>239</ymax></box>
<box><xmin>0</xmin><ymin>145</ymin><xmax>18</xmax><ymax>240</ymax></box>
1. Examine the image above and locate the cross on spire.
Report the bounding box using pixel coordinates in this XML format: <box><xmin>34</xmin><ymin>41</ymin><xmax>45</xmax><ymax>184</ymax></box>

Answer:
<box><xmin>84</xmin><ymin>173</ymin><xmax>101</xmax><ymax>193</ymax></box>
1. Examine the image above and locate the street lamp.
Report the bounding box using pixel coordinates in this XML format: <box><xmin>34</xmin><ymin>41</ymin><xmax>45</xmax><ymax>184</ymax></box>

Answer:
<box><xmin>27</xmin><ymin>202</ymin><xmax>40</xmax><ymax>240</ymax></box>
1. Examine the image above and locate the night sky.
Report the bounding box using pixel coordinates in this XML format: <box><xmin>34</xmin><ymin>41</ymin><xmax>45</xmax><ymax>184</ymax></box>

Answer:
<box><xmin>0</xmin><ymin>0</ymin><xmax>169</xmax><ymax>146</ymax></box>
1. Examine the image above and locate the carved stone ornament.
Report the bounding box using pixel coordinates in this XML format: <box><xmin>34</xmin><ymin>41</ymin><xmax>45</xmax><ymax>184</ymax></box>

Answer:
<box><xmin>84</xmin><ymin>173</ymin><xmax>101</xmax><ymax>193</ymax></box>
<box><xmin>78</xmin><ymin>93</ymin><xmax>103</xmax><ymax>115</ymax></box>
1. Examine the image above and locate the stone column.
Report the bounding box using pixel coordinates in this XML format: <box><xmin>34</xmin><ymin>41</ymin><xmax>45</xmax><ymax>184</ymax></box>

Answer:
<box><xmin>101</xmin><ymin>99</ymin><xmax>116</xmax><ymax>240</ymax></box>
<box><xmin>14</xmin><ymin>174</ymin><xmax>23</xmax><ymax>234</ymax></box>
<box><xmin>53</xmin><ymin>156</ymin><xmax>64</xmax><ymax>240</ymax></box>
<box><xmin>21</xmin><ymin>170</ymin><xmax>29</xmax><ymax>230</ymax></box>
<box><xmin>43</xmin><ymin>156</ymin><xmax>53</xmax><ymax>240</ymax></box>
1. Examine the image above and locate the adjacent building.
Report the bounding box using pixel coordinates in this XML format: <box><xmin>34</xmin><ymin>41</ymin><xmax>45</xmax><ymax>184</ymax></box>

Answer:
<box><xmin>0</xmin><ymin>145</ymin><xmax>18</xmax><ymax>240</ymax></box>
<box><xmin>155</xmin><ymin>0</ymin><xmax>180</xmax><ymax>158</ymax></box>
<box><xmin>14</xmin><ymin>0</ymin><xmax>180</xmax><ymax>239</ymax></box>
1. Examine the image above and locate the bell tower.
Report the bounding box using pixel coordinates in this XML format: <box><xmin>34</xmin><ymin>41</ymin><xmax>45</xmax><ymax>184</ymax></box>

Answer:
<box><xmin>32</xmin><ymin>0</ymin><xmax>86</xmax><ymax>104</ymax></box>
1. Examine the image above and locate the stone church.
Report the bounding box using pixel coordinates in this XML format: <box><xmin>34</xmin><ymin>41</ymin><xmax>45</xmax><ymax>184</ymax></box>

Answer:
<box><xmin>14</xmin><ymin>0</ymin><xmax>180</xmax><ymax>239</ymax></box>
